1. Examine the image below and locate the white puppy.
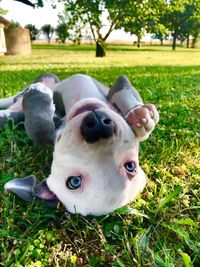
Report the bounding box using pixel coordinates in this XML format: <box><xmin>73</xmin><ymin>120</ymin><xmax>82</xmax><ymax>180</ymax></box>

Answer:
<box><xmin>2</xmin><ymin>74</ymin><xmax>159</xmax><ymax>216</ymax></box>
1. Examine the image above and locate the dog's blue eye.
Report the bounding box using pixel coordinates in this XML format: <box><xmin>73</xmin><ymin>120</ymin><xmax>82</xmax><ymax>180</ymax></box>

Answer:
<box><xmin>66</xmin><ymin>176</ymin><xmax>82</xmax><ymax>190</ymax></box>
<box><xmin>124</xmin><ymin>162</ymin><xmax>135</xmax><ymax>173</ymax></box>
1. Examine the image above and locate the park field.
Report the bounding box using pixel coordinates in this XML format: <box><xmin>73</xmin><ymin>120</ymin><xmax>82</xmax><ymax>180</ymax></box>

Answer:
<box><xmin>0</xmin><ymin>45</ymin><xmax>199</xmax><ymax>267</ymax></box>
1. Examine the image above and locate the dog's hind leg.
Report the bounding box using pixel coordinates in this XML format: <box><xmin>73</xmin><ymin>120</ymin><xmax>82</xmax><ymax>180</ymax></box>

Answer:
<box><xmin>22</xmin><ymin>83</ymin><xmax>56</xmax><ymax>145</ymax></box>
<box><xmin>108</xmin><ymin>75</ymin><xmax>159</xmax><ymax>141</ymax></box>
<box><xmin>0</xmin><ymin>73</ymin><xmax>60</xmax><ymax>109</ymax></box>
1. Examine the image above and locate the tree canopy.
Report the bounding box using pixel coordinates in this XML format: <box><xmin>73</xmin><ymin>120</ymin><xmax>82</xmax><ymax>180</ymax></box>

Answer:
<box><xmin>25</xmin><ymin>24</ymin><xmax>39</xmax><ymax>41</ymax></box>
<box><xmin>41</xmin><ymin>24</ymin><xmax>54</xmax><ymax>43</ymax></box>
<box><xmin>9</xmin><ymin>0</ymin><xmax>200</xmax><ymax>52</ymax></box>
<box><xmin>115</xmin><ymin>0</ymin><xmax>166</xmax><ymax>47</ymax></box>
<box><xmin>55</xmin><ymin>22</ymin><xmax>69</xmax><ymax>43</ymax></box>
<box><xmin>162</xmin><ymin>0</ymin><xmax>200</xmax><ymax>49</ymax></box>
<box><xmin>60</xmin><ymin>0</ymin><xmax>128</xmax><ymax>56</ymax></box>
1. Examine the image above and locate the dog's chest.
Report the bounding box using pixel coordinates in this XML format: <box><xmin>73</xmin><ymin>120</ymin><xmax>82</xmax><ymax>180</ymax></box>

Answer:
<box><xmin>54</xmin><ymin>81</ymin><xmax>107</xmax><ymax>116</ymax></box>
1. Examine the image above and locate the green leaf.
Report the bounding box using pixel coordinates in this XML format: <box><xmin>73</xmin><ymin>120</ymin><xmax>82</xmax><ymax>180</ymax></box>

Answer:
<box><xmin>162</xmin><ymin>223</ymin><xmax>190</xmax><ymax>240</ymax></box>
<box><xmin>157</xmin><ymin>186</ymin><xmax>182</xmax><ymax>210</ymax></box>
<box><xmin>175</xmin><ymin>218</ymin><xmax>197</xmax><ymax>227</ymax></box>
<box><xmin>116</xmin><ymin>259</ymin><xmax>126</xmax><ymax>267</ymax></box>
<box><xmin>181</xmin><ymin>252</ymin><xmax>192</xmax><ymax>267</ymax></box>
<box><xmin>116</xmin><ymin>207</ymin><xmax>149</xmax><ymax>218</ymax></box>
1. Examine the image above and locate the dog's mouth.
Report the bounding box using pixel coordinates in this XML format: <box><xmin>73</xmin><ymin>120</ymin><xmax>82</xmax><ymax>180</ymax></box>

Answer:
<box><xmin>72</xmin><ymin>103</ymin><xmax>102</xmax><ymax>119</ymax></box>
<box><xmin>67</xmin><ymin>101</ymin><xmax>107</xmax><ymax>122</ymax></box>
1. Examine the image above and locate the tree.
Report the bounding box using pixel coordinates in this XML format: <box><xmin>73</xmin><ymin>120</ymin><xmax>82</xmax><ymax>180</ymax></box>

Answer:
<box><xmin>57</xmin><ymin>12</ymin><xmax>90</xmax><ymax>45</ymax></box>
<box><xmin>190</xmin><ymin>18</ymin><xmax>200</xmax><ymax>48</ymax></box>
<box><xmin>60</xmin><ymin>0</ymin><xmax>127</xmax><ymax>57</ymax></box>
<box><xmin>10</xmin><ymin>0</ymin><xmax>126</xmax><ymax>56</ymax></box>
<box><xmin>55</xmin><ymin>22</ymin><xmax>69</xmax><ymax>43</ymax></box>
<box><xmin>182</xmin><ymin>2</ymin><xmax>200</xmax><ymax>48</ymax></box>
<box><xmin>68</xmin><ymin>22</ymin><xmax>82</xmax><ymax>45</ymax></box>
<box><xmin>163</xmin><ymin>0</ymin><xmax>200</xmax><ymax>50</ymax></box>
<box><xmin>25</xmin><ymin>24</ymin><xmax>39</xmax><ymax>41</ymax></box>
<box><xmin>152</xmin><ymin>24</ymin><xmax>168</xmax><ymax>46</ymax></box>
<box><xmin>41</xmin><ymin>24</ymin><xmax>54</xmax><ymax>44</ymax></box>
<box><xmin>115</xmin><ymin>0</ymin><xmax>166</xmax><ymax>48</ymax></box>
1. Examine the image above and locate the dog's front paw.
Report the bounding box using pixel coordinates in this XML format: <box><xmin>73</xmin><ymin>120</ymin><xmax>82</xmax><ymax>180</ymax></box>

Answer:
<box><xmin>125</xmin><ymin>104</ymin><xmax>159</xmax><ymax>141</ymax></box>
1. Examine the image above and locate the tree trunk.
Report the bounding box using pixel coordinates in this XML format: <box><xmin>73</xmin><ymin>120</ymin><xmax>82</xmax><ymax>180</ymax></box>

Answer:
<box><xmin>186</xmin><ymin>36</ymin><xmax>190</xmax><ymax>48</ymax></box>
<box><xmin>172</xmin><ymin>30</ymin><xmax>177</xmax><ymax>50</ymax></box>
<box><xmin>191</xmin><ymin>38</ymin><xmax>196</xmax><ymax>48</ymax></box>
<box><xmin>137</xmin><ymin>34</ymin><xmax>142</xmax><ymax>48</ymax></box>
<box><xmin>160</xmin><ymin>38</ymin><xmax>163</xmax><ymax>46</ymax></box>
<box><xmin>180</xmin><ymin>39</ymin><xmax>184</xmax><ymax>46</ymax></box>
<box><xmin>191</xmin><ymin>32</ymin><xmax>199</xmax><ymax>48</ymax></box>
<box><xmin>96</xmin><ymin>41</ymin><xmax>106</xmax><ymax>57</ymax></box>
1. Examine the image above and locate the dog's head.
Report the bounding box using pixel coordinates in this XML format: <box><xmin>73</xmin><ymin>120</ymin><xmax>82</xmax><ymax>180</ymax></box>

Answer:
<box><xmin>46</xmin><ymin>98</ymin><xmax>147</xmax><ymax>215</ymax></box>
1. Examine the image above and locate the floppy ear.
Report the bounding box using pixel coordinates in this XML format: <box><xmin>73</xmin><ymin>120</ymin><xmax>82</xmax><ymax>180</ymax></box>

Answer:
<box><xmin>108</xmin><ymin>75</ymin><xmax>143</xmax><ymax>116</ymax></box>
<box><xmin>4</xmin><ymin>175</ymin><xmax>58</xmax><ymax>208</ymax></box>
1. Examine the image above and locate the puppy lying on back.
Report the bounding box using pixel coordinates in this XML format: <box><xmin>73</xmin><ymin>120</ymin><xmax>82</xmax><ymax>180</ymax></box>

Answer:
<box><xmin>1</xmin><ymin>74</ymin><xmax>159</xmax><ymax>216</ymax></box>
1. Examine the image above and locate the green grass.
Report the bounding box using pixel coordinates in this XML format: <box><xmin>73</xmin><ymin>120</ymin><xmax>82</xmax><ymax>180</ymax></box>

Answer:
<box><xmin>0</xmin><ymin>44</ymin><xmax>199</xmax><ymax>267</ymax></box>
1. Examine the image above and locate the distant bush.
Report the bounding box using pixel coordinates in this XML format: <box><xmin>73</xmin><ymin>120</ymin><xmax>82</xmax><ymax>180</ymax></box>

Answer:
<box><xmin>25</xmin><ymin>24</ymin><xmax>39</xmax><ymax>41</ymax></box>
<box><xmin>8</xmin><ymin>20</ymin><xmax>21</xmax><ymax>29</ymax></box>
<box><xmin>55</xmin><ymin>23</ymin><xmax>69</xmax><ymax>44</ymax></box>
<box><xmin>41</xmin><ymin>24</ymin><xmax>54</xmax><ymax>44</ymax></box>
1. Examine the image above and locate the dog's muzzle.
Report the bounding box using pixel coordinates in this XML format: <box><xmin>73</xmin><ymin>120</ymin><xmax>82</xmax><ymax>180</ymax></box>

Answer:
<box><xmin>80</xmin><ymin>110</ymin><xmax>115</xmax><ymax>143</ymax></box>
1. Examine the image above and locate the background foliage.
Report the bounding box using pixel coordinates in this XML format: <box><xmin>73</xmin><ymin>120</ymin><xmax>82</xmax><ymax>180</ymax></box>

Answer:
<box><xmin>9</xmin><ymin>0</ymin><xmax>200</xmax><ymax>54</ymax></box>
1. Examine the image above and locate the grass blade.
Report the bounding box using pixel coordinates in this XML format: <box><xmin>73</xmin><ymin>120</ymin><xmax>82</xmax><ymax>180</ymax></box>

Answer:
<box><xmin>181</xmin><ymin>252</ymin><xmax>192</xmax><ymax>267</ymax></box>
<box><xmin>157</xmin><ymin>186</ymin><xmax>182</xmax><ymax>210</ymax></box>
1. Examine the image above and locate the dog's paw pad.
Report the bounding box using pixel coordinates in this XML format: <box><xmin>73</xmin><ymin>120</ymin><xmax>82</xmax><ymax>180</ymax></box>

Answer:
<box><xmin>141</xmin><ymin>118</ymin><xmax>148</xmax><ymax>124</ymax></box>
<box><xmin>125</xmin><ymin>104</ymin><xmax>159</xmax><ymax>140</ymax></box>
<box><xmin>136</xmin><ymin>122</ymin><xmax>142</xmax><ymax>128</ymax></box>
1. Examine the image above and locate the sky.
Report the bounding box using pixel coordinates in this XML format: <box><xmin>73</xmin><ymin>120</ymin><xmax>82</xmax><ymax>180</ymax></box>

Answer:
<box><xmin>0</xmin><ymin>0</ymin><xmax>149</xmax><ymax>41</ymax></box>
<box><xmin>1</xmin><ymin>0</ymin><xmax>62</xmax><ymax>28</ymax></box>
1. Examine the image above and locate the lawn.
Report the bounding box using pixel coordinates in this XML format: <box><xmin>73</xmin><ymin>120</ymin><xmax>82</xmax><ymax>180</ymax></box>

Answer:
<box><xmin>0</xmin><ymin>45</ymin><xmax>199</xmax><ymax>267</ymax></box>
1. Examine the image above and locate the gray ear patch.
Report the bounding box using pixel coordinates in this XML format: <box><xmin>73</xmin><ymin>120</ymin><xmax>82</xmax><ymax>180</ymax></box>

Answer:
<box><xmin>4</xmin><ymin>175</ymin><xmax>58</xmax><ymax>208</ymax></box>
<box><xmin>108</xmin><ymin>75</ymin><xmax>143</xmax><ymax>103</ymax></box>
<box><xmin>4</xmin><ymin>175</ymin><xmax>37</xmax><ymax>202</ymax></box>
<box><xmin>108</xmin><ymin>75</ymin><xmax>143</xmax><ymax>116</ymax></box>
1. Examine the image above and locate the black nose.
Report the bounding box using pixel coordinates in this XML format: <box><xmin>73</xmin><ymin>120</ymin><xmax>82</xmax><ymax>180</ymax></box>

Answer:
<box><xmin>81</xmin><ymin>110</ymin><xmax>115</xmax><ymax>143</ymax></box>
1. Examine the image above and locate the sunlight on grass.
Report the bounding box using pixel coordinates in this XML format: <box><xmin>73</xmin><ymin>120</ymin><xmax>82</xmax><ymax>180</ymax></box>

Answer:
<box><xmin>0</xmin><ymin>45</ymin><xmax>200</xmax><ymax>73</ymax></box>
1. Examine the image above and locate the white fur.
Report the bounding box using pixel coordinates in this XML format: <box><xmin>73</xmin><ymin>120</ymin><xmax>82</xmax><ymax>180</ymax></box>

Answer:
<box><xmin>0</xmin><ymin>109</ymin><xmax>12</xmax><ymax>116</ymax></box>
<box><xmin>47</xmin><ymin>95</ymin><xmax>147</xmax><ymax>216</ymax></box>
<box><xmin>29</xmin><ymin>82</ymin><xmax>53</xmax><ymax>98</ymax></box>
